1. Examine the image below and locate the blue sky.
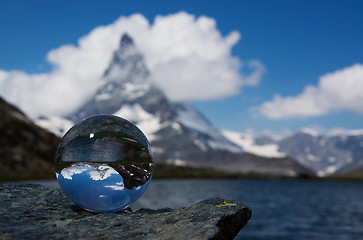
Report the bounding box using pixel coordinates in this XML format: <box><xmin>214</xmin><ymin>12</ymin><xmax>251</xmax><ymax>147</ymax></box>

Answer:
<box><xmin>1</xmin><ymin>0</ymin><xmax>362</xmax><ymax>135</ymax></box>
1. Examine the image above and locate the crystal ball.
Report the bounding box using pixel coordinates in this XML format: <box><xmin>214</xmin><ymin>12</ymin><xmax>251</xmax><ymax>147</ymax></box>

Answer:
<box><xmin>55</xmin><ymin>115</ymin><xmax>153</xmax><ymax>213</ymax></box>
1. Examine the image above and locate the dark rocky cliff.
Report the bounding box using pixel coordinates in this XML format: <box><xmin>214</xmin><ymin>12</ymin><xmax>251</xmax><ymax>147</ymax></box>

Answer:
<box><xmin>0</xmin><ymin>97</ymin><xmax>60</xmax><ymax>180</ymax></box>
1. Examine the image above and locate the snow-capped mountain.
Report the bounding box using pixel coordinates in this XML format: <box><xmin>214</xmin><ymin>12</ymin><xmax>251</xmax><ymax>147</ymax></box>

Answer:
<box><xmin>36</xmin><ymin>33</ymin><xmax>313</xmax><ymax>177</ymax></box>
<box><xmin>69</xmin><ymin>33</ymin><xmax>241</xmax><ymax>155</ymax></box>
<box><xmin>222</xmin><ymin>130</ymin><xmax>285</xmax><ymax>158</ymax></box>
<box><xmin>224</xmin><ymin>128</ymin><xmax>363</xmax><ymax>176</ymax></box>
<box><xmin>278</xmin><ymin>129</ymin><xmax>363</xmax><ymax>176</ymax></box>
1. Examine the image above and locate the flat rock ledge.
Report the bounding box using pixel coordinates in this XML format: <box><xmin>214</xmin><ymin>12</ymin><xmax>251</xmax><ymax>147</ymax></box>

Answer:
<box><xmin>0</xmin><ymin>184</ymin><xmax>251</xmax><ymax>240</ymax></box>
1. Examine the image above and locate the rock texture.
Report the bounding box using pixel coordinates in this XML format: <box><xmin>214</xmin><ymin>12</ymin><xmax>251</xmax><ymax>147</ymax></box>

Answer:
<box><xmin>0</xmin><ymin>184</ymin><xmax>251</xmax><ymax>239</ymax></box>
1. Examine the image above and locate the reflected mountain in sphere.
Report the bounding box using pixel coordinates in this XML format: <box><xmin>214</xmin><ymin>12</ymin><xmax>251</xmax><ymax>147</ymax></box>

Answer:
<box><xmin>55</xmin><ymin>115</ymin><xmax>153</xmax><ymax>213</ymax></box>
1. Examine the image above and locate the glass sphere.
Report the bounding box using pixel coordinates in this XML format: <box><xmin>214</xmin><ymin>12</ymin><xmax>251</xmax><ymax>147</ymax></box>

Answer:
<box><xmin>55</xmin><ymin>115</ymin><xmax>153</xmax><ymax>213</ymax></box>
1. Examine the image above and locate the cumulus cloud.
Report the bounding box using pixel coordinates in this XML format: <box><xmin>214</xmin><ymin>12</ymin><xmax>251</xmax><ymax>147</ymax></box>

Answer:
<box><xmin>89</xmin><ymin>167</ymin><xmax>118</xmax><ymax>181</ymax></box>
<box><xmin>0</xmin><ymin>12</ymin><xmax>263</xmax><ymax>117</ymax></box>
<box><xmin>60</xmin><ymin>166</ymin><xmax>88</xmax><ymax>180</ymax></box>
<box><xmin>255</xmin><ymin>64</ymin><xmax>363</xmax><ymax>119</ymax></box>
<box><xmin>105</xmin><ymin>181</ymin><xmax>125</xmax><ymax>191</ymax></box>
<box><xmin>242</xmin><ymin>60</ymin><xmax>266</xmax><ymax>87</ymax></box>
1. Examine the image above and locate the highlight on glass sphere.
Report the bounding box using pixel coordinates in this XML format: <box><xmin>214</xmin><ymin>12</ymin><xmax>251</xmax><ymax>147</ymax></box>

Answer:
<box><xmin>55</xmin><ymin>115</ymin><xmax>153</xmax><ymax>213</ymax></box>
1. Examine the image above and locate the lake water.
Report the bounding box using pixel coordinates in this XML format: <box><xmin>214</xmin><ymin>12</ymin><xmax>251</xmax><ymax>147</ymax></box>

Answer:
<box><xmin>25</xmin><ymin>179</ymin><xmax>363</xmax><ymax>239</ymax></box>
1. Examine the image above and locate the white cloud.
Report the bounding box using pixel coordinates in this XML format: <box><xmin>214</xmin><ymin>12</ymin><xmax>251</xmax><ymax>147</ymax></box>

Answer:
<box><xmin>105</xmin><ymin>181</ymin><xmax>125</xmax><ymax>191</ymax></box>
<box><xmin>60</xmin><ymin>166</ymin><xmax>88</xmax><ymax>180</ymax></box>
<box><xmin>88</xmin><ymin>167</ymin><xmax>118</xmax><ymax>181</ymax></box>
<box><xmin>242</xmin><ymin>60</ymin><xmax>266</xmax><ymax>87</ymax></box>
<box><xmin>0</xmin><ymin>12</ymin><xmax>263</xmax><ymax>117</ymax></box>
<box><xmin>255</xmin><ymin>64</ymin><xmax>363</xmax><ymax>119</ymax></box>
<box><xmin>0</xmin><ymin>14</ymin><xmax>147</xmax><ymax>117</ymax></box>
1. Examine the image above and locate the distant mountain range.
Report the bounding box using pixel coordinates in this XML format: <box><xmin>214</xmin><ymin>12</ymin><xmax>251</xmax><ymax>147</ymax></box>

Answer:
<box><xmin>223</xmin><ymin>128</ymin><xmax>363</xmax><ymax>176</ymax></box>
<box><xmin>33</xmin><ymin>33</ymin><xmax>363</xmax><ymax>177</ymax></box>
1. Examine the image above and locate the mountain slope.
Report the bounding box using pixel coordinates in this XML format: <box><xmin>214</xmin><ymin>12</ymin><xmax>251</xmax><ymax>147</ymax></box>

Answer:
<box><xmin>224</xmin><ymin>128</ymin><xmax>363</xmax><ymax>176</ymax></box>
<box><xmin>336</xmin><ymin>157</ymin><xmax>363</xmax><ymax>174</ymax></box>
<box><xmin>222</xmin><ymin>130</ymin><xmax>285</xmax><ymax>158</ymax></box>
<box><xmin>278</xmin><ymin>129</ymin><xmax>363</xmax><ymax>176</ymax></box>
<box><xmin>0</xmin><ymin>97</ymin><xmax>60</xmax><ymax>180</ymax></box>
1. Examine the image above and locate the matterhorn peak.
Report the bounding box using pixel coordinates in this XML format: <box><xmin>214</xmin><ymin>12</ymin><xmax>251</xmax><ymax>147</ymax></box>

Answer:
<box><xmin>69</xmin><ymin>34</ymin><xmax>151</xmax><ymax>122</ymax></box>
<box><xmin>120</xmin><ymin>33</ymin><xmax>134</xmax><ymax>49</ymax></box>
<box><xmin>67</xmin><ymin>33</ymin><xmax>244</xmax><ymax>166</ymax></box>
<box><xmin>102</xmin><ymin>33</ymin><xmax>149</xmax><ymax>83</ymax></box>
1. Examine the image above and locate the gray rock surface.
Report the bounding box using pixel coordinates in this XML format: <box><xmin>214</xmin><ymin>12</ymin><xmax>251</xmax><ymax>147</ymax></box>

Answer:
<box><xmin>0</xmin><ymin>184</ymin><xmax>251</xmax><ymax>239</ymax></box>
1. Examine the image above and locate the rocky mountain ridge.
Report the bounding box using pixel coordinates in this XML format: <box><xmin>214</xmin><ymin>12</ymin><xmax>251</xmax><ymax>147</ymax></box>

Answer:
<box><xmin>0</xmin><ymin>97</ymin><xmax>59</xmax><ymax>180</ymax></box>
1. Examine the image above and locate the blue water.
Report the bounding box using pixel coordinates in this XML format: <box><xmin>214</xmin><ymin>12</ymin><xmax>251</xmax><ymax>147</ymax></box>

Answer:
<box><xmin>133</xmin><ymin>179</ymin><xmax>363</xmax><ymax>240</ymax></box>
<box><xmin>29</xmin><ymin>179</ymin><xmax>363</xmax><ymax>239</ymax></box>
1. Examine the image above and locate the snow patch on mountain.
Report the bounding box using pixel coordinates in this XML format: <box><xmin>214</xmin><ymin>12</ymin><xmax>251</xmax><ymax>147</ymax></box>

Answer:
<box><xmin>317</xmin><ymin>165</ymin><xmax>338</xmax><ymax>177</ymax></box>
<box><xmin>95</xmin><ymin>93</ymin><xmax>112</xmax><ymax>101</ymax></box>
<box><xmin>299</xmin><ymin>127</ymin><xmax>319</xmax><ymax>137</ymax></box>
<box><xmin>192</xmin><ymin>138</ymin><xmax>208</xmax><ymax>152</ymax></box>
<box><xmin>113</xmin><ymin>104</ymin><xmax>161</xmax><ymax>141</ymax></box>
<box><xmin>307</xmin><ymin>154</ymin><xmax>318</xmax><ymax>162</ymax></box>
<box><xmin>171</xmin><ymin>122</ymin><xmax>183</xmax><ymax>134</ymax></box>
<box><xmin>222</xmin><ymin>130</ymin><xmax>286</xmax><ymax>158</ymax></box>
<box><xmin>35</xmin><ymin>115</ymin><xmax>73</xmax><ymax>137</ymax></box>
<box><xmin>327</xmin><ymin>128</ymin><xmax>363</xmax><ymax>137</ymax></box>
<box><xmin>167</xmin><ymin>159</ymin><xmax>187</xmax><ymax>166</ymax></box>
<box><xmin>175</xmin><ymin>103</ymin><xmax>242</xmax><ymax>153</ymax></box>
<box><xmin>175</xmin><ymin>103</ymin><xmax>214</xmax><ymax>136</ymax></box>
<box><xmin>123</xmin><ymin>82</ymin><xmax>151</xmax><ymax>100</ymax></box>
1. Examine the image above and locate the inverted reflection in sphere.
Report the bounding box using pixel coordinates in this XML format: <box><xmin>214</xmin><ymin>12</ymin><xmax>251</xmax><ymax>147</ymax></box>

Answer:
<box><xmin>55</xmin><ymin>115</ymin><xmax>153</xmax><ymax>213</ymax></box>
